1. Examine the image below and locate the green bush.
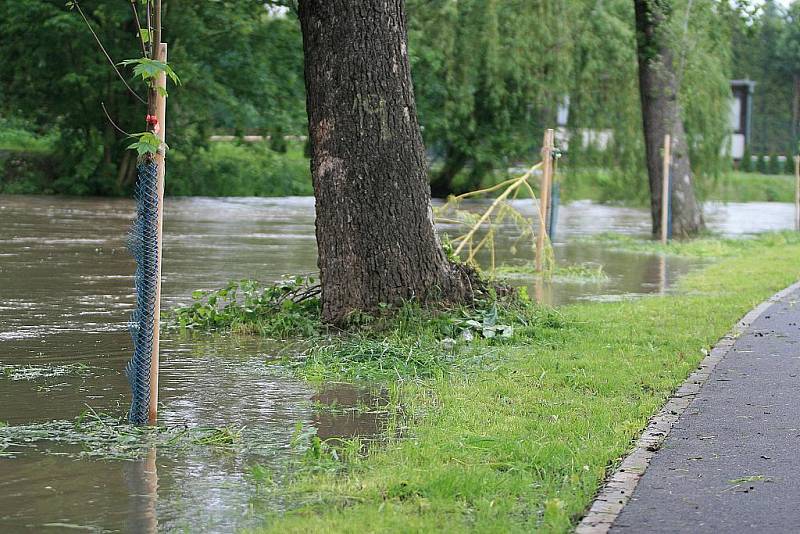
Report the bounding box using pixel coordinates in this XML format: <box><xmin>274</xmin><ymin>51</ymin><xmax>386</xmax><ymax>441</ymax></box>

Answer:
<box><xmin>167</xmin><ymin>141</ymin><xmax>312</xmax><ymax>197</ymax></box>
<box><xmin>767</xmin><ymin>153</ymin><xmax>782</xmax><ymax>175</ymax></box>
<box><xmin>740</xmin><ymin>145</ymin><xmax>753</xmax><ymax>172</ymax></box>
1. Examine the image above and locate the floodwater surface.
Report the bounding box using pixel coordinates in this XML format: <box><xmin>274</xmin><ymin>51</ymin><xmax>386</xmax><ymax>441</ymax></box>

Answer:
<box><xmin>0</xmin><ymin>194</ymin><xmax>795</xmax><ymax>532</ymax></box>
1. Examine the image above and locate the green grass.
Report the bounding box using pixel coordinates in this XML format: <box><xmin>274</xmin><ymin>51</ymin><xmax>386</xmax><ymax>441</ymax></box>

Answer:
<box><xmin>495</xmin><ymin>262</ymin><xmax>608</xmax><ymax>282</ymax></box>
<box><xmin>584</xmin><ymin>230</ymin><xmax>800</xmax><ymax>258</ymax></box>
<box><xmin>553</xmin><ymin>168</ymin><xmax>796</xmax><ymax>205</ymax></box>
<box><xmin>0</xmin><ymin>125</ymin><xmax>56</xmax><ymax>154</ymax></box>
<box><xmin>254</xmin><ymin>234</ymin><xmax>800</xmax><ymax>533</ymax></box>
<box><xmin>706</xmin><ymin>171</ymin><xmax>796</xmax><ymax>203</ymax></box>
<box><xmin>0</xmin><ymin>409</ymin><xmax>248</xmax><ymax>460</ymax></box>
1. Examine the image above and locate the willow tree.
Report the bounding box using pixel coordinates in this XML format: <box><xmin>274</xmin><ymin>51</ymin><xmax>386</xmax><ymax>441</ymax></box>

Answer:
<box><xmin>408</xmin><ymin>0</ymin><xmax>576</xmax><ymax>196</ymax></box>
<box><xmin>634</xmin><ymin>0</ymin><xmax>705</xmax><ymax>237</ymax></box>
<box><xmin>298</xmin><ymin>0</ymin><xmax>474</xmax><ymax>324</ymax></box>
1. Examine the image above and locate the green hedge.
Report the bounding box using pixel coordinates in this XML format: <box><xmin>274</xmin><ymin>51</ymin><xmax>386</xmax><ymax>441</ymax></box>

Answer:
<box><xmin>167</xmin><ymin>141</ymin><xmax>312</xmax><ymax>197</ymax></box>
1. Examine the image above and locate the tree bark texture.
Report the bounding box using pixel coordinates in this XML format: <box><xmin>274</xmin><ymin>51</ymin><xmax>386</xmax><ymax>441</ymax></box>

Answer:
<box><xmin>298</xmin><ymin>0</ymin><xmax>472</xmax><ymax>324</ymax></box>
<box><xmin>634</xmin><ymin>0</ymin><xmax>704</xmax><ymax>238</ymax></box>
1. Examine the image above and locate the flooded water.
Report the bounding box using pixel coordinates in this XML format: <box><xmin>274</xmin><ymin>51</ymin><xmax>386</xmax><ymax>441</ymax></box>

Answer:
<box><xmin>0</xmin><ymin>194</ymin><xmax>795</xmax><ymax>532</ymax></box>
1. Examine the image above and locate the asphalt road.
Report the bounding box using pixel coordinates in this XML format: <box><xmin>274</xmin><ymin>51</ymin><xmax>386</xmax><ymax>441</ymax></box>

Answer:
<box><xmin>612</xmin><ymin>287</ymin><xmax>800</xmax><ymax>533</ymax></box>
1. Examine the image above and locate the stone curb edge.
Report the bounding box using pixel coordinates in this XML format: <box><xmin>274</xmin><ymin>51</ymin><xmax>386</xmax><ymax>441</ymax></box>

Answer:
<box><xmin>575</xmin><ymin>279</ymin><xmax>800</xmax><ymax>534</ymax></box>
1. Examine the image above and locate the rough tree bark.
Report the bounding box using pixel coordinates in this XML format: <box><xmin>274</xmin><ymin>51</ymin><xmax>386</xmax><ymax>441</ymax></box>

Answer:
<box><xmin>298</xmin><ymin>0</ymin><xmax>473</xmax><ymax>324</ymax></box>
<box><xmin>634</xmin><ymin>0</ymin><xmax>704</xmax><ymax>238</ymax></box>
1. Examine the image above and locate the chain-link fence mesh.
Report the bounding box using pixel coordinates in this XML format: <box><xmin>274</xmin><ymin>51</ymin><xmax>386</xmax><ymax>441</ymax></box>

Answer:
<box><xmin>125</xmin><ymin>158</ymin><xmax>159</xmax><ymax>425</ymax></box>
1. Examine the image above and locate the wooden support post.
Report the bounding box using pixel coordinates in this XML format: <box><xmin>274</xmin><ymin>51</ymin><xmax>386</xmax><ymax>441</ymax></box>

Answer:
<box><xmin>660</xmin><ymin>134</ymin><xmax>671</xmax><ymax>244</ymax></box>
<box><xmin>148</xmin><ymin>42</ymin><xmax>167</xmax><ymax>426</ymax></box>
<box><xmin>536</xmin><ymin>129</ymin><xmax>554</xmax><ymax>272</ymax></box>
<box><xmin>794</xmin><ymin>155</ymin><xmax>799</xmax><ymax>232</ymax></box>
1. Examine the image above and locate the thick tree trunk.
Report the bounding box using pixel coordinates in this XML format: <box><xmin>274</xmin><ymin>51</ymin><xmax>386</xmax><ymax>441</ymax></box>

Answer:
<box><xmin>634</xmin><ymin>0</ymin><xmax>704</xmax><ymax>238</ymax></box>
<box><xmin>299</xmin><ymin>0</ymin><xmax>473</xmax><ymax>324</ymax></box>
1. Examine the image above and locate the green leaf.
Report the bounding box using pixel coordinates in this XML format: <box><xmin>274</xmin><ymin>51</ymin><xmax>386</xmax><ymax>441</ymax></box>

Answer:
<box><xmin>119</xmin><ymin>58</ymin><xmax>181</xmax><ymax>86</ymax></box>
<box><xmin>126</xmin><ymin>131</ymin><xmax>161</xmax><ymax>157</ymax></box>
<box><xmin>138</xmin><ymin>29</ymin><xmax>151</xmax><ymax>44</ymax></box>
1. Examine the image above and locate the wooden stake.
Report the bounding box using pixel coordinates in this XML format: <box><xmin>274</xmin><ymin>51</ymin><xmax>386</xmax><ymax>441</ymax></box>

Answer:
<box><xmin>661</xmin><ymin>134</ymin><xmax>671</xmax><ymax>244</ymax></box>
<box><xmin>148</xmin><ymin>42</ymin><xmax>167</xmax><ymax>425</ymax></box>
<box><xmin>536</xmin><ymin>129</ymin><xmax>554</xmax><ymax>272</ymax></box>
<box><xmin>794</xmin><ymin>155</ymin><xmax>799</xmax><ymax>232</ymax></box>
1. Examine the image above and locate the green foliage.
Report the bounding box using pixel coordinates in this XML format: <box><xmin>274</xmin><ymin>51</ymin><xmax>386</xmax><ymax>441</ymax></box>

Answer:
<box><xmin>709</xmin><ymin>171</ymin><xmax>796</xmax><ymax>202</ymax></box>
<box><xmin>496</xmin><ymin>262</ymin><xmax>608</xmax><ymax>283</ymax></box>
<box><xmin>166</xmin><ymin>140</ymin><xmax>311</xmax><ymax>197</ymax></box>
<box><xmin>119</xmin><ymin>57</ymin><xmax>181</xmax><ymax>87</ymax></box>
<box><xmin>757</xmin><ymin>153</ymin><xmax>768</xmax><ymax>174</ymax></box>
<box><xmin>296</xmin><ymin>298</ymin><xmax>564</xmax><ymax>383</ymax></box>
<box><xmin>583</xmin><ymin>230</ymin><xmax>800</xmax><ymax>258</ymax></box>
<box><xmin>170</xmin><ymin>276</ymin><xmax>321</xmax><ymax>338</ymax></box>
<box><xmin>127</xmin><ymin>131</ymin><xmax>163</xmax><ymax>157</ymax></box>
<box><xmin>732</xmin><ymin>1</ymin><xmax>800</xmax><ymax>154</ymax></box>
<box><xmin>0</xmin><ymin>2</ymin><xmax>306</xmax><ymax>195</ymax></box>
<box><xmin>741</xmin><ymin>145</ymin><xmax>754</xmax><ymax>172</ymax></box>
<box><xmin>291</xmin><ymin>426</ymin><xmax>365</xmax><ymax>475</ymax></box>
<box><xmin>767</xmin><ymin>153</ymin><xmax>783</xmax><ymax>174</ymax></box>
<box><xmin>409</xmin><ymin>0</ymin><xmax>575</xmax><ymax>193</ymax></box>
<box><xmin>0</xmin><ymin>118</ymin><xmax>57</xmax><ymax>154</ymax></box>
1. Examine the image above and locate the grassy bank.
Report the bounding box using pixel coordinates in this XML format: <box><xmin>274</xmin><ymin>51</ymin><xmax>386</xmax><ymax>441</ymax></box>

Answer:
<box><xmin>582</xmin><ymin>230</ymin><xmax>800</xmax><ymax>258</ymax></box>
<box><xmin>550</xmin><ymin>168</ymin><xmax>797</xmax><ymax>205</ymax></box>
<box><xmin>705</xmin><ymin>171</ymin><xmax>797</xmax><ymax>203</ymax></box>
<box><xmin>248</xmin><ymin>236</ymin><xmax>800</xmax><ymax>532</ymax></box>
<box><xmin>0</xmin><ymin>128</ymin><xmax>313</xmax><ymax>196</ymax></box>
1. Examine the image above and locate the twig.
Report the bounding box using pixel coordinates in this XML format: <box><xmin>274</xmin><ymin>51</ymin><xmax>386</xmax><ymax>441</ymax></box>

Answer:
<box><xmin>451</xmin><ymin>163</ymin><xmax>541</xmax><ymax>257</ymax></box>
<box><xmin>73</xmin><ymin>1</ymin><xmax>146</xmax><ymax>104</ymax></box>
<box><xmin>129</xmin><ymin>0</ymin><xmax>148</xmax><ymax>58</ymax></box>
<box><xmin>100</xmin><ymin>102</ymin><xmax>133</xmax><ymax>136</ymax></box>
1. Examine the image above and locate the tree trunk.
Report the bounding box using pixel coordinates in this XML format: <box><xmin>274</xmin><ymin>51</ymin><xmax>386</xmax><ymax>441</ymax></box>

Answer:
<box><xmin>298</xmin><ymin>0</ymin><xmax>473</xmax><ymax>325</ymax></box>
<box><xmin>634</xmin><ymin>0</ymin><xmax>704</xmax><ymax>238</ymax></box>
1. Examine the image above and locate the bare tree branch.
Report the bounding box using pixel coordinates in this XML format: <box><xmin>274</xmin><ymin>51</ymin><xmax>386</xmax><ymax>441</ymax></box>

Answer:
<box><xmin>129</xmin><ymin>0</ymin><xmax>148</xmax><ymax>58</ymax></box>
<box><xmin>101</xmin><ymin>101</ymin><xmax>133</xmax><ymax>137</ymax></box>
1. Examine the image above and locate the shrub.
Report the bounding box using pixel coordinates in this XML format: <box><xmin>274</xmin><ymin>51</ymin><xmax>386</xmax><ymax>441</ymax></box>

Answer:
<box><xmin>167</xmin><ymin>141</ymin><xmax>312</xmax><ymax>196</ymax></box>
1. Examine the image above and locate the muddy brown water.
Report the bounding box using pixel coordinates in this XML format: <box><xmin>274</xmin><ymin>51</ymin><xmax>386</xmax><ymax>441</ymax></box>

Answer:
<box><xmin>0</xmin><ymin>195</ymin><xmax>795</xmax><ymax>532</ymax></box>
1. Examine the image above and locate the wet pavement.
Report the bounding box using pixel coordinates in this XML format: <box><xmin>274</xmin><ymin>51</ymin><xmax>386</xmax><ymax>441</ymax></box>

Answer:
<box><xmin>612</xmin><ymin>285</ymin><xmax>800</xmax><ymax>533</ymax></box>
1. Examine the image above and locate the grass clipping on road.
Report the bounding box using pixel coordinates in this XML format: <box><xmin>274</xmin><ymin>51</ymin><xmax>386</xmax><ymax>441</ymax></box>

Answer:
<box><xmin>256</xmin><ymin>236</ymin><xmax>800</xmax><ymax>533</ymax></box>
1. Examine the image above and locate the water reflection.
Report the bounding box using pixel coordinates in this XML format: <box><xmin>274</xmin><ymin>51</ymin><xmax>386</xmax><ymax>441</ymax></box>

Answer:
<box><xmin>124</xmin><ymin>448</ymin><xmax>158</xmax><ymax>534</ymax></box>
<box><xmin>312</xmin><ymin>383</ymin><xmax>389</xmax><ymax>442</ymax></box>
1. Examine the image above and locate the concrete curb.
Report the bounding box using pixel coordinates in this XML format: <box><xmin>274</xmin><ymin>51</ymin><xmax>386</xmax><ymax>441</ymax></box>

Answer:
<box><xmin>575</xmin><ymin>279</ymin><xmax>800</xmax><ymax>534</ymax></box>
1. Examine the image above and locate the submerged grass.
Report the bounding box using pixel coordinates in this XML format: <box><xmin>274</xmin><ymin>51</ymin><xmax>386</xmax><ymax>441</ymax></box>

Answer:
<box><xmin>0</xmin><ymin>408</ymin><xmax>250</xmax><ymax>460</ymax></box>
<box><xmin>495</xmin><ymin>262</ymin><xmax>608</xmax><ymax>283</ymax></box>
<box><xmin>251</xmin><ymin>234</ymin><xmax>800</xmax><ymax>533</ymax></box>
<box><xmin>0</xmin><ymin>362</ymin><xmax>92</xmax><ymax>381</ymax></box>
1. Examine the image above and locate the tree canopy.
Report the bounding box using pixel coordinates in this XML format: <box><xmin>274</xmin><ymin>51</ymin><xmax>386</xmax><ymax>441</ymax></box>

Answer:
<box><xmin>0</xmin><ymin>0</ymin><xmax>797</xmax><ymax>197</ymax></box>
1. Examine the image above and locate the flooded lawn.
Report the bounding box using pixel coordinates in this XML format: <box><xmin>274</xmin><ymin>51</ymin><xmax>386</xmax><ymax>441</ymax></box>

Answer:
<box><xmin>0</xmin><ymin>194</ymin><xmax>795</xmax><ymax>531</ymax></box>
